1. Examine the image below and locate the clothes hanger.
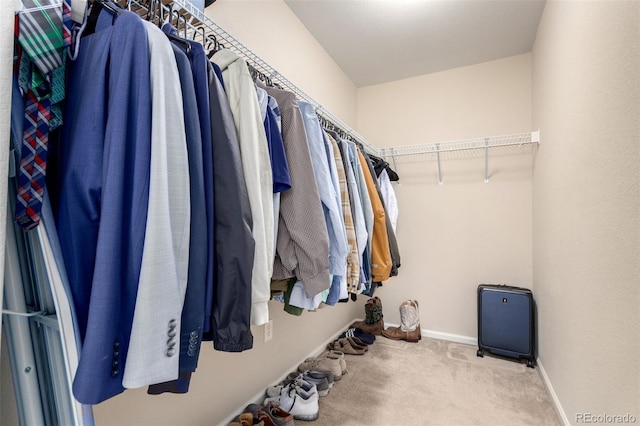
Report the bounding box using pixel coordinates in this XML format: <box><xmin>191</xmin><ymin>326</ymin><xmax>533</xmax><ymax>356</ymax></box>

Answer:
<box><xmin>145</xmin><ymin>0</ymin><xmax>156</xmax><ymax>22</ymax></box>
<box><xmin>177</xmin><ymin>13</ymin><xmax>188</xmax><ymax>39</ymax></box>
<box><xmin>83</xmin><ymin>0</ymin><xmax>121</xmax><ymax>37</ymax></box>
<box><xmin>160</xmin><ymin>5</ymin><xmax>192</xmax><ymax>56</ymax></box>
<box><xmin>96</xmin><ymin>0</ymin><xmax>121</xmax><ymax>15</ymax></box>
<box><xmin>206</xmin><ymin>33</ymin><xmax>225</xmax><ymax>58</ymax></box>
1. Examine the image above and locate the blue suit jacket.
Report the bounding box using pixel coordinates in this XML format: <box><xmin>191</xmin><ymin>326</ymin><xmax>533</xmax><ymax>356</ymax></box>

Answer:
<box><xmin>54</xmin><ymin>10</ymin><xmax>151</xmax><ymax>404</ymax></box>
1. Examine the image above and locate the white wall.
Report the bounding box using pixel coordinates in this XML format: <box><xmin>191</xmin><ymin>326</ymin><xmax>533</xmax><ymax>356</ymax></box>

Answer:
<box><xmin>92</xmin><ymin>1</ymin><xmax>362</xmax><ymax>425</ymax></box>
<box><xmin>532</xmin><ymin>1</ymin><xmax>640</xmax><ymax>423</ymax></box>
<box><xmin>357</xmin><ymin>54</ymin><xmax>533</xmax><ymax>339</ymax></box>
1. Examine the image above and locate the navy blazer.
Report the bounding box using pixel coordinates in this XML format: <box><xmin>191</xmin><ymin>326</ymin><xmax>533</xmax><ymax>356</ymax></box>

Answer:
<box><xmin>54</xmin><ymin>10</ymin><xmax>151</xmax><ymax>404</ymax></box>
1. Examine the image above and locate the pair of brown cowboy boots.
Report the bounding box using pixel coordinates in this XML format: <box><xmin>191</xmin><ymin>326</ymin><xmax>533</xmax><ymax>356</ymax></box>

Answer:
<box><xmin>351</xmin><ymin>298</ymin><xmax>422</xmax><ymax>343</ymax></box>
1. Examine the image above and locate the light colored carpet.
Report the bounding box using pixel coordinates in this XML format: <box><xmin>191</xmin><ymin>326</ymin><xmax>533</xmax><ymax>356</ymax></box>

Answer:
<box><xmin>300</xmin><ymin>337</ymin><xmax>561</xmax><ymax>426</ymax></box>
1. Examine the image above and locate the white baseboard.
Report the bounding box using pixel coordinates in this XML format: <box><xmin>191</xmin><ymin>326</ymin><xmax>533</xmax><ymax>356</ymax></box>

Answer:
<box><xmin>424</xmin><ymin>329</ymin><xmax>477</xmax><ymax>346</ymax></box>
<box><xmin>536</xmin><ymin>357</ymin><xmax>570</xmax><ymax>426</ymax></box>
<box><xmin>384</xmin><ymin>322</ymin><xmax>478</xmax><ymax>346</ymax></box>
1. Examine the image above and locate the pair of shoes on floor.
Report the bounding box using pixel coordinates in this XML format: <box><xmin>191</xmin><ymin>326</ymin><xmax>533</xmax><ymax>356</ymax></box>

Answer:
<box><xmin>340</xmin><ymin>327</ymin><xmax>376</xmax><ymax>345</ymax></box>
<box><xmin>319</xmin><ymin>349</ymin><xmax>348</xmax><ymax>376</ymax></box>
<box><xmin>243</xmin><ymin>401</ymin><xmax>294</xmax><ymax>426</ymax></box>
<box><xmin>382</xmin><ymin>299</ymin><xmax>422</xmax><ymax>343</ymax></box>
<box><xmin>265</xmin><ymin>383</ymin><xmax>319</xmax><ymax>421</ymax></box>
<box><xmin>298</xmin><ymin>351</ymin><xmax>345</xmax><ymax>379</ymax></box>
<box><xmin>285</xmin><ymin>371</ymin><xmax>332</xmax><ymax>396</ymax></box>
<box><xmin>267</xmin><ymin>372</ymin><xmax>329</xmax><ymax>399</ymax></box>
<box><xmin>328</xmin><ymin>337</ymin><xmax>368</xmax><ymax>355</ymax></box>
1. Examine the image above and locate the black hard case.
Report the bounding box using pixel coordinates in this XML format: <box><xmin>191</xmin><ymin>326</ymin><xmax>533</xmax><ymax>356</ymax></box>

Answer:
<box><xmin>477</xmin><ymin>284</ymin><xmax>535</xmax><ymax>368</ymax></box>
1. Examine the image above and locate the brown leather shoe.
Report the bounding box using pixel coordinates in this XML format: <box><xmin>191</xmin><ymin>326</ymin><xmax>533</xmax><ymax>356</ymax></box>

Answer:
<box><xmin>381</xmin><ymin>326</ymin><xmax>421</xmax><ymax>343</ymax></box>
<box><xmin>229</xmin><ymin>412</ymin><xmax>260</xmax><ymax>426</ymax></box>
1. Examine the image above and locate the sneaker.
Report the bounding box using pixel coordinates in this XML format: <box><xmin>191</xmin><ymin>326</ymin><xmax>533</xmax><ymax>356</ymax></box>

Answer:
<box><xmin>286</xmin><ymin>372</ymin><xmax>330</xmax><ymax>397</ymax></box>
<box><xmin>266</xmin><ymin>384</ymin><xmax>284</xmax><ymax>398</ymax></box>
<box><xmin>340</xmin><ymin>327</ymin><xmax>376</xmax><ymax>345</ymax></box>
<box><xmin>285</xmin><ymin>375</ymin><xmax>319</xmax><ymax>397</ymax></box>
<box><xmin>306</xmin><ymin>369</ymin><xmax>334</xmax><ymax>388</ymax></box>
<box><xmin>278</xmin><ymin>384</ymin><xmax>319</xmax><ymax>421</ymax></box>
<box><xmin>298</xmin><ymin>356</ymin><xmax>342</xmax><ymax>380</ymax></box>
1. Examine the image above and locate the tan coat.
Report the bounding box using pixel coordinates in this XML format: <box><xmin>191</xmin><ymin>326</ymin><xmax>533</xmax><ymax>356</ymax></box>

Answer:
<box><xmin>357</xmin><ymin>149</ymin><xmax>392</xmax><ymax>282</ymax></box>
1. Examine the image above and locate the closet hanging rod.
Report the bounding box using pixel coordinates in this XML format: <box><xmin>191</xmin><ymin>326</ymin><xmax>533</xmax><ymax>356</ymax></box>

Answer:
<box><xmin>379</xmin><ymin>131</ymin><xmax>540</xmax><ymax>159</ymax></box>
<box><xmin>128</xmin><ymin>0</ymin><xmax>379</xmax><ymax>155</ymax></box>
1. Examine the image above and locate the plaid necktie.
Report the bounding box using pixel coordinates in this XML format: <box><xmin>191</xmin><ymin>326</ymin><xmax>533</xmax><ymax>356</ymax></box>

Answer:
<box><xmin>15</xmin><ymin>0</ymin><xmax>71</xmax><ymax>231</ymax></box>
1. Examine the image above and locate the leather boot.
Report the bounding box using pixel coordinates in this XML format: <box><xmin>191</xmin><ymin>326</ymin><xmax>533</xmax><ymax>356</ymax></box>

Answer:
<box><xmin>410</xmin><ymin>300</ymin><xmax>422</xmax><ymax>340</ymax></box>
<box><xmin>382</xmin><ymin>300</ymin><xmax>421</xmax><ymax>343</ymax></box>
<box><xmin>351</xmin><ymin>297</ymin><xmax>384</xmax><ymax>335</ymax></box>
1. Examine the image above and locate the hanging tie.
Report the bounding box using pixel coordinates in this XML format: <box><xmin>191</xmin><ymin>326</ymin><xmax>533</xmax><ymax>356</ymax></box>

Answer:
<box><xmin>14</xmin><ymin>0</ymin><xmax>72</xmax><ymax>231</ymax></box>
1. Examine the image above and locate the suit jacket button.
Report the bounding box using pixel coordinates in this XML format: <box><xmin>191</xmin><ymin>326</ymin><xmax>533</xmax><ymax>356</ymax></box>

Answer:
<box><xmin>166</xmin><ymin>348</ymin><xmax>176</xmax><ymax>357</ymax></box>
<box><xmin>189</xmin><ymin>331</ymin><xmax>198</xmax><ymax>338</ymax></box>
<box><xmin>167</xmin><ymin>329</ymin><xmax>177</xmax><ymax>338</ymax></box>
<box><xmin>168</xmin><ymin>319</ymin><xmax>178</xmax><ymax>327</ymax></box>
<box><xmin>111</xmin><ymin>369</ymin><xmax>119</xmax><ymax>377</ymax></box>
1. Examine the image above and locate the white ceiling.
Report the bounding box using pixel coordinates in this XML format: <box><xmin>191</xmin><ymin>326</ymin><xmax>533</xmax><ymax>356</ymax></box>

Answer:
<box><xmin>284</xmin><ymin>0</ymin><xmax>546</xmax><ymax>87</ymax></box>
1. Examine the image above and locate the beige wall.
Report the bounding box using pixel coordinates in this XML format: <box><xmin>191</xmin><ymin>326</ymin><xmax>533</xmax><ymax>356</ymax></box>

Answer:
<box><xmin>207</xmin><ymin>0</ymin><xmax>358</xmax><ymax>128</ymax></box>
<box><xmin>532</xmin><ymin>1</ymin><xmax>640</xmax><ymax>423</ymax></box>
<box><xmin>357</xmin><ymin>54</ymin><xmax>533</xmax><ymax>338</ymax></box>
<box><xmin>92</xmin><ymin>1</ymin><xmax>362</xmax><ymax>425</ymax></box>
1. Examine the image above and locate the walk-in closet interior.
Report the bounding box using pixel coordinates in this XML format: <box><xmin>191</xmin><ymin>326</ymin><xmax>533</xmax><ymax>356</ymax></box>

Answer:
<box><xmin>1</xmin><ymin>0</ymin><xmax>638</xmax><ymax>425</ymax></box>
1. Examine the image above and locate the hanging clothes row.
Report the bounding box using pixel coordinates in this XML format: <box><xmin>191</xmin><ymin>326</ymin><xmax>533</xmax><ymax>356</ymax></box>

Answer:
<box><xmin>10</xmin><ymin>0</ymin><xmax>401</xmax><ymax>406</ymax></box>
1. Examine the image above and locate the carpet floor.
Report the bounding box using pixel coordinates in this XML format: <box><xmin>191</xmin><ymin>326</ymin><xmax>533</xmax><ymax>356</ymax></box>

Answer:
<box><xmin>299</xmin><ymin>337</ymin><xmax>561</xmax><ymax>425</ymax></box>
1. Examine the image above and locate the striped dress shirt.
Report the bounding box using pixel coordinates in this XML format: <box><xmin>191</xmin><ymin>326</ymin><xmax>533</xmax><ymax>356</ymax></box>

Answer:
<box><xmin>326</xmin><ymin>132</ymin><xmax>360</xmax><ymax>294</ymax></box>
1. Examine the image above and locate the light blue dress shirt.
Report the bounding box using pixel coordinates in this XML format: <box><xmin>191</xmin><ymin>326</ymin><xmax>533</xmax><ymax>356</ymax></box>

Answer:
<box><xmin>298</xmin><ymin>101</ymin><xmax>348</xmax><ymax>279</ymax></box>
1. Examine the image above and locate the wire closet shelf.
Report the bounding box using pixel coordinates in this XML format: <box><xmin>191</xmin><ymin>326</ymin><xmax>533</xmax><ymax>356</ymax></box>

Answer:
<box><xmin>126</xmin><ymin>0</ymin><xmax>379</xmax><ymax>155</ymax></box>
<box><xmin>378</xmin><ymin>131</ymin><xmax>540</xmax><ymax>184</ymax></box>
<box><xmin>379</xmin><ymin>131</ymin><xmax>540</xmax><ymax>159</ymax></box>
